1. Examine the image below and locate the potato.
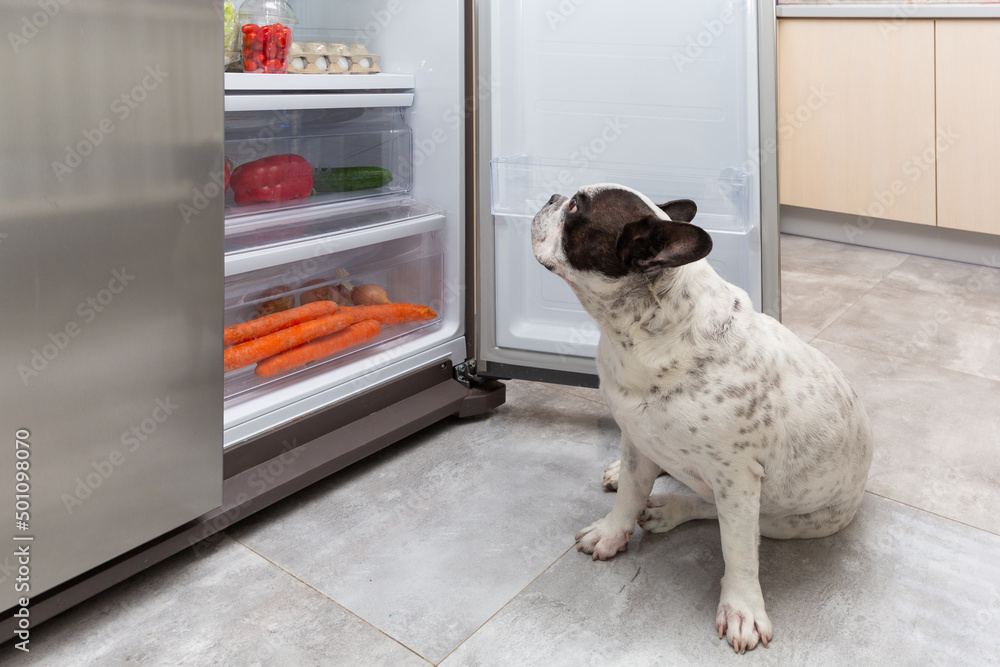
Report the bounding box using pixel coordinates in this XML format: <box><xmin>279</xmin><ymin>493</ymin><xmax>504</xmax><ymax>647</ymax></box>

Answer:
<box><xmin>301</xmin><ymin>279</ymin><xmax>353</xmax><ymax>307</ymax></box>
<box><xmin>255</xmin><ymin>286</ymin><xmax>295</xmax><ymax>317</ymax></box>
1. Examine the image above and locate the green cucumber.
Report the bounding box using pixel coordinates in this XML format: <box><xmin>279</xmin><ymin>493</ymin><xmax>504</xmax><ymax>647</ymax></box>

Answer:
<box><xmin>313</xmin><ymin>166</ymin><xmax>393</xmax><ymax>193</ymax></box>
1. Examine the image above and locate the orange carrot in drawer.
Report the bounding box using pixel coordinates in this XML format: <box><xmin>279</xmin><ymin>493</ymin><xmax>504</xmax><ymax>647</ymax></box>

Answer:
<box><xmin>255</xmin><ymin>319</ymin><xmax>382</xmax><ymax>378</ymax></box>
<box><xmin>339</xmin><ymin>303</ymin><xmax>437</xmax><ymax>326</ymax></box>
<box><xmin>224</xmin><ymin>301</ymin><xmax>340</xmax><ymax>347</ymax></box>
<box><xmin>224</xmin><ymin>312</ymin><xmax>353</xmax><ymax>372</ymax></box>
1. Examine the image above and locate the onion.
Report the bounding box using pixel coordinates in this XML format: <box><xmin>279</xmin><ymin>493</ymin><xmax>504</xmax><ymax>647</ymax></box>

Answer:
<box><xmin>351</xmin><ymin>284</ymin><xmax>391</xmax><ymax>306</ymax></box>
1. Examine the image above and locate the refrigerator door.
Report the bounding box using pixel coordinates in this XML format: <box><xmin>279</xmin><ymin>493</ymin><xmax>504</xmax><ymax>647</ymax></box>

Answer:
<box><xmin>471</xmin><ymin>0</ymin><xmax>779</xmax><ymax>385</ymax></box>
<box><xmin>0</xmin><ymin>0</ymin><xmax>222</xmax><ymax>610</ymax></box>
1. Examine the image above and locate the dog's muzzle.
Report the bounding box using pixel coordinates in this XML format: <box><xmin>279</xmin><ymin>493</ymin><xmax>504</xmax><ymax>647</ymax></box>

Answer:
<box><xmin>531</xmin><ymin>194</ymin><xmax>566</xmax><ymax>243</ymax></box>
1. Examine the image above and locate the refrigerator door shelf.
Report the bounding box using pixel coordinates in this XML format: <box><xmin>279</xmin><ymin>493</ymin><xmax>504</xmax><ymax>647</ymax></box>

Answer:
<box><xmin>225</xmin><ymin>196</ymin><xmax>445</xmax><ymax>276</ymax></box>
<box><xmin>490</xmin><ymin>156</ymin><xmax>752</xmax><ymax>234</ymax></box>
<box><xmin>490</xmin><ymin>156</ymin><xmax>756</xmax><ymax>358</ymax></box>
<box><xmin>224</xmin><ymin>229</ymin><xmax>444</xmax><ymax>402</ymax></box>
<box><xmin>224</xmin><ymin>72</ymin><xmax>415</xmax><ymax>93</ymax></box>
<box><xmin>496</xmin><ymin>215</ymin><xmax>753</xmax><ymax>359</ymax></box>
<box><xmin>224</xmin><ymin>106</ymin><xmax>412</xmax><ymax>218</ymax></box>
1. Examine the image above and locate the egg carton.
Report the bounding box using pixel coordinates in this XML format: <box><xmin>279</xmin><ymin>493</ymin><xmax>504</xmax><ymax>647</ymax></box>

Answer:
<box><xmin>288</xmin><ymin>42</ymin><xmax>381</xmax><ymax>74</ymax></box>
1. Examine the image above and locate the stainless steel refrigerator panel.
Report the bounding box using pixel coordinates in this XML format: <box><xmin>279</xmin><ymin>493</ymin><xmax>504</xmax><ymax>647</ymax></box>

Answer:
<box><xmin>0</xmin><ymin>0</ymin><xmax>223</xmax><ymax>611</ymax></box>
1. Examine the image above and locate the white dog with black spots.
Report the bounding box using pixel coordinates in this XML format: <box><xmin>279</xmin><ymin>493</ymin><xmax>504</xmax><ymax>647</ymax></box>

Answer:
<box><xmin>531</xmin><ymin>184</ymin><xmax>874</xmax><ymax>653</ymax></box>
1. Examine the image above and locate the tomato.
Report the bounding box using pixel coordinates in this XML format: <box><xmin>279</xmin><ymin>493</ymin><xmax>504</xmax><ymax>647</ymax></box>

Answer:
<box><xmin>242</xmin><ymin>22</ymin><xmax>292</xmax><ymax>73</ymax></box>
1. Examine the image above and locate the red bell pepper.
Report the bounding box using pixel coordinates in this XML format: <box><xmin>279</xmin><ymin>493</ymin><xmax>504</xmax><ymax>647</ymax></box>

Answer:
<box><xmin>230</xmin><ymin>154</ymin><xmax>313</xmax><ymax>206</ymax></box>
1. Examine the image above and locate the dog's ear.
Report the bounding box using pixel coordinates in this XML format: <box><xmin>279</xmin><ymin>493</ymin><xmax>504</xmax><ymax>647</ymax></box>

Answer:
<box><xmin>658</xmin><ymin>199</ymin><xmax>697</xmax><ymax>223</ymax></box>
<box><xmin>616</xmin><ymin>216</ymin><xmax>713</xmax><ymax>272</ymax></box>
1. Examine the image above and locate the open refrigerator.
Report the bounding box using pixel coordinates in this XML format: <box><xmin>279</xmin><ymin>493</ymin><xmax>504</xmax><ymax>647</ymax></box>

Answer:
<box><xmin>224</xmin><ymin>0</ymin><xmax>779</xmax><ymax>444</ymax></box>
<box><xmin>0</xmin><ymin>0</ymin><xmax>777</xmax><ymax>630</ymax></box>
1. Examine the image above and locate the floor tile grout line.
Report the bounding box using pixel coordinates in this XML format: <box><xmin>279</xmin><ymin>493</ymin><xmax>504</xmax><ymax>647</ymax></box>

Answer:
<box><xmin>862</xmin><ymin>489</ymin><xmax>1000</xmax><ymax>539</ymax></box>
<box><xmin>222</xmin><ymin>532</ymin><xmax>435</xmax><ymax>666</ymax></box>
<box><xmin>435</xmin><ymin>543</ymin><xmax>578</xmax><ymax>665</ymax></box>
<box><xmin>543</xmin><ymin>382</ymin><xmax>606</xmax><ymax>406</ymax></box>
<box><xmin>802</xmin><ymin>252</ymin><xmax>1000</xmax><ymax>385</ymax></box>
<box><xmin>809</xmin><ymin>334</ymin><xmax>1000</xmax><ymax>387</ymax></box>
<box><xmin>803</xmin><ymin>253</ymin><xmax>911</xmax><ymax>344</ymax></box>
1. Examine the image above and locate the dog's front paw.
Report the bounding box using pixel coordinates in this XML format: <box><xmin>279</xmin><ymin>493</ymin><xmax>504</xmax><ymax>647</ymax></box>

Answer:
<box><xmin>575</xmin><ymin>517</ymin><xmax>631</xmax><ymax>560</ymax></box>
<box><xmin>716</xmin><ymin>590</ymin><xmax>773</xmax><ymax>653</ymax></box>
<box><xmin>602</xmin><ymin>460</ymin><xmax>620</xmax><ymax>490</ymax></box>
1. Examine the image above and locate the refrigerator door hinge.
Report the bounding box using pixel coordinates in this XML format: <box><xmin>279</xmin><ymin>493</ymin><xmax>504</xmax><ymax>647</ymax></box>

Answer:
<box><xmin>453</xmin><ymin>359</ymin><xmax>478</xmax><ymax>387</ymax></box>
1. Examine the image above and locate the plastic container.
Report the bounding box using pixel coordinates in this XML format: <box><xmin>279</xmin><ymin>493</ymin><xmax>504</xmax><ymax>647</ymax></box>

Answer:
<box><xmin>224</xmin><ymin>1</ymin><xmax>240</xmax><ymax>66</ymax></box>
<box><xmin>238</xmin><ymin>0</ymin><xmax>298</xmax><ymax>73</ymax></box>
<box><xmin>223</xmin><ymin>230</ymin><xmax>444</xmax><ymax>398</ymax></box>
<box><xmin>223</xmin><ymin>106</ymin><xmax>413</xmax><ymax>218</ymax></box>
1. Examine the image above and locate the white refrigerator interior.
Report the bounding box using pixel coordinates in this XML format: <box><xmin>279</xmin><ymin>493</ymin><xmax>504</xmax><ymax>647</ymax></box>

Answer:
<box><xmin>489</xmin><ymin>0</ymin><xmax>762</xmax><ymax>361</ymax></box>
<box><xmin>223</xmin><ymin>3</ymin><xmax>467</xmax><ymax>448</ymax></box>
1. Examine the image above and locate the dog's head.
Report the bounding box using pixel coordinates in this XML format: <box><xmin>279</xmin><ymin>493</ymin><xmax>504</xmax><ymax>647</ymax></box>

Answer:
<box><xmin>531</xmin><ymin>184</ymin><xmax>713</xmax><ymax>293</ymax></box>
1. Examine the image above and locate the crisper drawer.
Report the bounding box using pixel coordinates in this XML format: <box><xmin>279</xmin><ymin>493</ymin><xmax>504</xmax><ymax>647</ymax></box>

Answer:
<box><xmin>224</xmin><ymin>218</ymin><xmax>444</xmax><ymax>402</ymax></box>
<box><xmin>224</xmin><ymin>103</ymin><xmax>412</xmax><ymax>219</ymax></box>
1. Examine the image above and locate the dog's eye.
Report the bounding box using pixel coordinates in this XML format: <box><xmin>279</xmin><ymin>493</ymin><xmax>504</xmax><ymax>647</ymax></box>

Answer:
<box><xmin>567</xmin><ymin>198</ymin><xmax>577</xmax><ymax>213</ymax></box>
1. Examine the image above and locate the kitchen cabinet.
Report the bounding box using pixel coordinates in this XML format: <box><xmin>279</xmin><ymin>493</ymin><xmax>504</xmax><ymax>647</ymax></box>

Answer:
<box><xmin>777</xmin><ymin>19</ymin><xmax>937</xmax><ymax>226</ymax></box>
<box><xmin>935</xmin><ymin>21</ymin><xmax>1000</xmax><ymax>235</ymax></box>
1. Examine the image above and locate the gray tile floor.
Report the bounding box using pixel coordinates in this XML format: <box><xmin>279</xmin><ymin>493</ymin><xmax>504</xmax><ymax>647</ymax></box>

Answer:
<box><xmin>4</xmin><ymin>235</ymin><xmax>1000</xmax><ymax>666</ymax></box>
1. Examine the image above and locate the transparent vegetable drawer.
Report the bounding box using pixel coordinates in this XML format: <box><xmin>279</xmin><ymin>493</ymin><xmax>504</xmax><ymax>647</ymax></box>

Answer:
<box><xmin>223</xmin><ymin>225</ymin><xmax>443</xmax><ymax>401</ymax></box>
<box><xmin>224</xmin><ymin>105</ymin><xmax>412</xmax><ymax>219</ymax></box>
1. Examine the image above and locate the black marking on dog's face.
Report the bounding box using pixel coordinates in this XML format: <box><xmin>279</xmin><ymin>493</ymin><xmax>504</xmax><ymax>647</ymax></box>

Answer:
<box><xmin>557</xmin><ymin>188</ymin><xmax>712</xmax><ymax>278</ymax></box>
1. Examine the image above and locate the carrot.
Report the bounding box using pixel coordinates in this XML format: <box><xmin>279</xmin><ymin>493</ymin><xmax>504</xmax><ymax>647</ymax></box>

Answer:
<box><xmin>224</xmin><ymin>301</ymin><xmax>340</xmax><ymax>347</ymax></box>
<box><xmin>339</xmin><ymin>303</ymin><xmax>437</xmax><ymax>326</ymax></box>
<box><xmin>255</xmin><ymin>319</ymin><xmax>382</xmax><ymax>377</ymax></box>
<box><xmin>224</xmin><ymin>312</ymin><xmax>354</xmax><ymax>372</ymax></box>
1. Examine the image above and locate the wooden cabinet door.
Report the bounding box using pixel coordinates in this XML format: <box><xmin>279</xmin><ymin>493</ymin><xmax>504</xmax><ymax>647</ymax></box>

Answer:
<box><xmin>777</xmin><ymin>19</ymin><xmax>937</xmax><ymax>226</ymax></box>
<box><xmin>935</xmin><ymin>21</ymin><xmax>1000</xmax><ymax>235</ymax></box>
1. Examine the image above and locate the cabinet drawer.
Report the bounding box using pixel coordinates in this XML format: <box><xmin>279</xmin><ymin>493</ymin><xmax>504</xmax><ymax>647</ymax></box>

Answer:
<box><xmin>777</xmin><ymin>19</ymin><xmax>937</xmax><ymax>226</ymax></box>
<box><xmin>935</xmin><ymin>21</ymin><xmax>1000</xmax><ymax>235</ymax></box>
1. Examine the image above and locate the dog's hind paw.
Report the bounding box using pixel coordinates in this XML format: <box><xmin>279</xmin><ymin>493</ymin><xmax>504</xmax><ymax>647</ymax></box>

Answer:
<box><xmin>716</xmin><ymin>593</ymin><xmax>773</xmax><ymax>654</ymax></box>
<box><xmin>575</xmin><ymin>517</ymin><xmax>631</xmax><ymax>561</ymax></box>
<box><xmin>639</xmin><ymin>494</ymin><xmax>718</xmax><ymax>533</ymax></box>
<box><xmin>602</xmin><ymin>460</ymin><xmax>621</xmax><ymax>490</ymax></box>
